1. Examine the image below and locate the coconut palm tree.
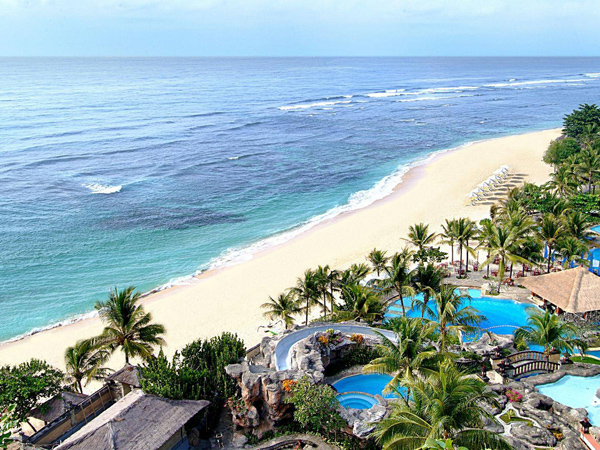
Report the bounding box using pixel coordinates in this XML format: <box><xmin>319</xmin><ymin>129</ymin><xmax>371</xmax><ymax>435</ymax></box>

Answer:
<box><xmin>261</xmin><ymin>291</ymin><xmax>302</xmax><ymax>329</ymax></box>
<box><xmin>481</xmin><ymin>223</ymin><xmax>529</xmax><ymax>291</ymax></box>
<box><xmin>548</xmin><ymin>164</ymin><xmax>577</xmax><ymax>197</ymax></box>
<box><xmin>94</xmin><ymin>286</ymin><xmax>166</xmax><ymax>364</ymax></box>
<box><xmin>406</xmin><ymin>223</ymin><xmax>437</xmax><ymax>264</ymax></box>
<box><xmin>337</xmin><ymin>284</ymin><xmax>383</xmax><ymax>323</ymax></box>
<box><xmin>561</xmin><ymin>210</ymin><xmax>592</xmax><ymax>242</ymax></box>
<box><xmin>314</xmin><ymin>265</ymin><xmax>334</xmax><ymax>318</ymax></box>
<box><xmin>431</xmin><ymin>286</ymin><xmax>484</xmax><ymax>352</ymax></box>
<box><xmin>515</xmin><ymin>309</ymin><xmax>585</xmax><ymax>370</ymax></box>
<box><xmin>64</xmin><ymin>339</ymin><xmax>111</xmax><ymax>393</ymax></box>
<box><xmin>576</xmin><ymin>146</ymin><xmax>600</xmax><ymax>193</ymax></box>
<box><xmin>515</xmin><ymin>237</ymin><xmax>544</xmax><ymax>277</ymax></box>
<box><xmin>440</xmin><ymin>219</ymin><xmax>459</xmax><ymax>265</ymax></box>
<box><xmin>373</xmin><ymin>361</ymin><xmax>509</xmax><ymax>450</ymax></box>
<box><xmin>363</xmin><ymin>317</ymin><xmax>438</xmax><ymax>395</ymax></box>
<box><xmin>477</xmin><ymin>218</ymin><xmax>495</xmax><ymax>279</ymax></box>
<box><xmin>411</xmin><ymin>264</ymin><xmax>444</xmax><ymax>319</ymax></box>
<box><xmin>380</xmin><ymin>250</ymin><xmax>416</xmax><ymax>315</ymax></box>
<box><xmin>537</xmin><ymin>213</ymin><xmax>565</xmax><ymax>273</ymax></box>
<box><xmin>290</xmin><ymin>269</ymin><xmax>321</xmax><ymax>325</ymax></box>
<box><xmin>454</xmin><ymin>218</ymin><xmax>477</xmax><ymax>278</ymax></box>
<box><xmin>556</xmin><ymin>236</ymin><xmax>590</xmax><ymax>269</ymax></box>
<box><xmin>368</xmin><ymin>248</ymin><xmax>390</xmax><ymax>277</ymax></box>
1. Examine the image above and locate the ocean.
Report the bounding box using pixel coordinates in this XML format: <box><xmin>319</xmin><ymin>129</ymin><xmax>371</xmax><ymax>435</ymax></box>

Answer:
<box><xmin>1</xmin><ymin>57</ymin><xmax>599</xmax><ymax>342</ymax></box>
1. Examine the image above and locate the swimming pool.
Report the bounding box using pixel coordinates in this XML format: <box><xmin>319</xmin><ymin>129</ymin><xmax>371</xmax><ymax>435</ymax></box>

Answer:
<box><xmin>385</xmin><ymin>289</ymin><xmax>536</xmax><ymax>339</ymax></box>
<box><xmin>333</xmin><ymin>373</ymin><xmax>405</xmax><ymax>409</ymax></box>
<box><xmin>537</xmin><ymin>374</ymin><xmax>600</xmax><ymax>425</ymax></box>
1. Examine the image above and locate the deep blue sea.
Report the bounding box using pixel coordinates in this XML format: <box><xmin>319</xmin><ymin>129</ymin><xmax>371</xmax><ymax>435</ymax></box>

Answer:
<box><xmin>1</xmin><ymin>57</ymin><xmax>600</xmax><ymax>342</ymax></box>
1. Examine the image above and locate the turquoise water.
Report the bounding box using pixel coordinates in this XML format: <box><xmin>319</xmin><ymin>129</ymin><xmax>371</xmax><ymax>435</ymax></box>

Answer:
<box><xmin>2</xmin><ymin>58</ymin><xmax>600</xmax><ymax>342</ymax></box>
<box><xmin>336</xmin><ymin>392</ymin><xmax>379</xmax><ymax>409</ymax></box>
<box><xmin>333</xmin><ymin>373</ymin><xmax>405</xmax><ymax>409</ymax></box>
<box><xmin>386</xmin><ymin>290</ymin><xmax>535</xmax><ymax>338</ymax></box>
<box><xmin>537</xmin><ymin>374</ymin><xmax>600</xmax><ymax>425</ymax></box>
<box><xmin>591</xmin><ymin>225</ymin><xmax>600</xmax><ymax>234</ymax></box>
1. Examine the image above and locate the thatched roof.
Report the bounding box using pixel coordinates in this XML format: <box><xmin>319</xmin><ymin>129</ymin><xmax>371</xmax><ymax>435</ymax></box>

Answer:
<box><xmin>54</xmin><ymin>390</ymin><xmax>209</xmax><ymax>450</ymax></box>
<box><xmin>520</xmin><ymin>266</ymin><xmax>600</xmax><ymax>313</ymax></box>
<box><xmin>105</xmin><ymin>364</ymin><xmax>141</xmax><ymax>387</ymax></box>
<box><xmin>30</xmin><ymin>391</ymin><xmax>89</xmax><ymax>423</ymax></box>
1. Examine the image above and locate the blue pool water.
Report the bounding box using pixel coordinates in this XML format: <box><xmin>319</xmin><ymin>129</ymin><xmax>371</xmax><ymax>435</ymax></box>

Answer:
<box><xmin>386</xmin><ymin>290</ymin><xmax>535</xmax><ymax>338</ymax></box>
<box><xmin>591</xmin><ymin>225</ymin><xmax>600</xmax><ymax>234</ymax></box>
<box><xmin>333</xmin><ymin>373</ymin><xmax>406</xmax><ymax>409</ymax></box>
<box><xmin>537</xmin><ymin>375</ymin><xmax>600</xmax><ymax>425</ymax></box>
<box><xmin>336</xmin><ymin>392</ymin><xmax>379</xmax><ymax>409</ymax></box>
<box><xmin>2</xmin><ymin>57</ymin><xmax>600</xmax><ymax>342</ymax></box>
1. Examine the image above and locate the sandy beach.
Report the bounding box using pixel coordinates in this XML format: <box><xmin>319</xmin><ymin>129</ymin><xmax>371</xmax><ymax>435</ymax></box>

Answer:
<box><xmin>0</xmin><ymin>128</ymin><xmax>560</xmax><ymax>375</ymax></box>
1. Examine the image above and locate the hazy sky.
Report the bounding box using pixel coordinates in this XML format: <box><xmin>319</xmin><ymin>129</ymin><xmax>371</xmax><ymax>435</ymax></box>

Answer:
<box><xmin>1</xmin><ymin>0</ymin><xmax>599</xmax><ymax>57</ymax></box>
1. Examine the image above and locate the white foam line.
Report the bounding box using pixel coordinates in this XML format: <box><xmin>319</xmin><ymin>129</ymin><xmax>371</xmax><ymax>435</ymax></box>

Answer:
<box><xmin>0</xmin><ymin>131</ymin><xmax>550</xmax><ymax>345</ymax></box>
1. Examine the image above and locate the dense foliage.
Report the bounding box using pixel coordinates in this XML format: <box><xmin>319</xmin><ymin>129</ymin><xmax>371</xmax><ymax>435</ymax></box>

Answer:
<box><xmin>0</xmin><ymin>405</ymin><xmax>16</xmax><ymax>449</ymax></box>
<box><xmin>284</xmin><ymin>378</ymin><xmax>346</xmax><ymax>437</ymax></box>
<box><xmin>140</xmin><ymin>332</ymin><xmax>245</xmax><ymax>432</ymax></box>
<box><xmin>324</xmin><ymin>342</ymin><xmax>382</xmax><ymax>376</ymax></box>
<box><xmin>0</xmin><ymin>359</ymin><xmax>64</xmax><ymax>431</ymax></box>
<box><xmin>543</xmin><ymin>137</ymin><xmax>581</xmax><ymax>167</ymax></box>
<box><xmin>562</xmin><ymin>103</ymin><xmax>600</xmax><ymax>140</ymax></box>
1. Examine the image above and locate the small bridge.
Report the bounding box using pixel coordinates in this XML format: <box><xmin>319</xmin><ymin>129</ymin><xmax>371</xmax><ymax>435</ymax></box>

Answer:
<box><xmin>503</xmin><ymin>350</ymin><xmax>559</xmax><ymax>379</ymax></box>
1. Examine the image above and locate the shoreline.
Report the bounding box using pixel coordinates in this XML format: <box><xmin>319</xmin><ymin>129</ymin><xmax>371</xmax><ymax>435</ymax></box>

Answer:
<box><xmin>0</xmin><ymin>134</ymin><xmax>484</xmax><ymax>345</ymax></box>
<box><xmin>0</xmin><ymin>128</ymin><xmax>560</xmax><ymax>372</ymax></box>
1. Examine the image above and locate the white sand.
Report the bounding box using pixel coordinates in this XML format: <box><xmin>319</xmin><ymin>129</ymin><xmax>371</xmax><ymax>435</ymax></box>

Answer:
<box><xmin>0</xmin><ymin>129</ymin><xmax>560</xmax><ymax>375</ymax></box>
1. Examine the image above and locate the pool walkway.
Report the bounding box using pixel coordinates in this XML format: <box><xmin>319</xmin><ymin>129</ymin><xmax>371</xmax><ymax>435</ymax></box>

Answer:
<box><xmin>274</xmin><ymin>324</ymin><xmax>396</xmax><ymax>371</ymax></box>
<box><xmin>581</xmin><ymin>432</ymin><xmax>600</xmax><ymax>450</ymax></box>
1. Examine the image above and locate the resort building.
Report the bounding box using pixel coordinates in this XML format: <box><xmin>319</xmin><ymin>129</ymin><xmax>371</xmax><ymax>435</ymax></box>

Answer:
<box><xmin>53</xmin><ymin>390</ymin><xmax>209</xmax><ymax>450</ymax></box>
<box><xmin>22</xmin><ymin>365</ymin><xmax>209</xmax><ymax>450</ymax></box>
<box><xmin>520</xmin><ymin>266</ymin><xmax>600</xmax><ymax>315</ymax></box>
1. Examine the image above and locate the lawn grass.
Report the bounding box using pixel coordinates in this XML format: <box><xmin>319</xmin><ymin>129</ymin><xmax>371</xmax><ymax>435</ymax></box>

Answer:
<box><xmin>571</xmin><ymin>355</ymin><xmax>600</xmax><ymax>365</ymax></box>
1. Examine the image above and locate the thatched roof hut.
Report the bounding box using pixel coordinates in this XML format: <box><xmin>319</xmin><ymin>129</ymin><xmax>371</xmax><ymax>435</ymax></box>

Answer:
<box><xmin>54</xmin><ymin>390</ymin><xmax>209</xmax><ymax>450</ymax></box>
<box><xmin>520</xmin><ymin>266</ymin><xmax>600</xmax><ymax>313</ymax></box>
<box><xmin>30</xmin><ymin>391</ymin><xmax>89</xmax><ymax>424</ymax></box>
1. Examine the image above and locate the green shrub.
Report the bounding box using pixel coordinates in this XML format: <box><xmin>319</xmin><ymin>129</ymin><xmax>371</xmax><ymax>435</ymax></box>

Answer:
<box><xmin>324</xmin><ymin>344</ymin><xmax>382</xmax><ymax>376</ymax></box>
<box><xmin>140</xmin><ymin>332</ymin><xmax>246</xmax><ymax>433</ymax></box>
<box><xmin>285</xmin><ymin>378</ymin><xmax>346</xmax><ymax>437</ymax></box>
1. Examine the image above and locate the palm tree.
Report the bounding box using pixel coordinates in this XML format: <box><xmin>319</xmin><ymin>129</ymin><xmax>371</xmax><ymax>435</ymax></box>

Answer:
<box><xmin>515</xmin><ymin>237</ymin><xmax>544</xmax><ymax>277</ymax></box>
<box><xmin>496</xmin><ymin>209</ymin><xmax>535</xmax><ymax>278</ymax></box>
<box><xmin>556</xmin><ymin>236</ymin><xmax>590</xmax><ymax>269</ymax></box>
<box><xmin>537</xmin><ymin>213</ymin><xmax>565</xmax><ymax>273</ymax></box>
<box><xmin>94</xmin><ymin>286</ymin><xmax>166</xmax><ymax>364</ymax></box>
<box><xmin>440</xmin><ymin>219</ymin><xmax>459</xmax><ymax>265</ymax></box>
<box><xmin>261</xmin><ymin>291</ymin><xmax>302</xmax><ymax>329</ymax></box>
<box><xmin>64</xmin><ymin>339</ymin><xmax>111</xmax><ymax>393</ymax></box>
<box><xmin>290</xmin><ymin>269</ymin><xmax>321</xmax><ymax>325</ymax></box>
<box><xmin>561</xmin><ymin>210</ymin><xmax>592</xmax><ymax>242</ymax></box>
<box><xmin>477</xmin><ymin>218</ymin><xmax>495</xmax><ymax>279</ymax></box>
<box><xmin>453</xmin><ymin>218</ymin><xmax>477</xmax><ymax>278</ymax></box>
<box><xmin>363</xmin><ymin>317</ymin><xmax>437</xmax><ymax>395</ymax></box>
<box><xmin>431</xmin><ymin>286</ymin><xmax>484</xmax><ymax>352</ymax></box>
<box><xmin>549</xmin><ymin>164</ymin><xmax>577</xmax><ymax>197</ymax></box>
<box><xmin>373</xmin><ymin>361</ymin><xmax>509</xmax><ymax>450</ymax></box>
<box><xmin>337</xmin><ymin>284</ymin><xmax>383</xmax><ymax>323</ymax></box>
<box><xmin>576</xmin><ymin>147</ymin><xmax>600</xmax><ymax>193</ymax></box>
<box><xmin>411</xmin><ymin>264</ymin><xmax>444</xmax><ymax>319</ymax></box>
<box><xmin>368</xmin><ymin>248</ymin><xmax>389</xmax><ymax>277</ymax></box>
<box><xmin>480</xmin><ymin>223</ymin><xmax>529</xmax><ymax>291</ymax></box>
<box><xmin>380</xmin><ymin>250</ymin><xmax>416</xmax><ymax>315</ymax></box>
<box><xmin>515</xmin><ymin>309</ymin><xmax>585</xmax><ymax>370</ymax></box>
<box><xmin>314</xmin><ymin>265</ymin><xmax>333</xmax><ymax>318</ymax></box>
<box><xmin>406</xmin><ymin>223</ymin><xmax>437</xmax><ymax>264</ymax></box>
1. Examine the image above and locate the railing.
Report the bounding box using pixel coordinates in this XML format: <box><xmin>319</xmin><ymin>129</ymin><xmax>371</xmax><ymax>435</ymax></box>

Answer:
<box><xmin>507</xmin><ymin>350</ymin><xmax>546</xmax><ymax>364</ymax></box>
<box><xmin>511</xmin><ymin>360</ymin><xmax>559</xmax><ymax>378</ymax></box>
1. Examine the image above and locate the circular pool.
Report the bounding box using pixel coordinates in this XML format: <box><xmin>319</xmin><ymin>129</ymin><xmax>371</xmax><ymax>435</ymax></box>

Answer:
<box><xmin>333</xmin><ymin>373</ymin><xmax>404</xmax><ymax>409</ymax></box>
<box><xmin>337</xmin><ymin>392</ymin><xmax>379</xmax><ymax>409</ymax></box>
